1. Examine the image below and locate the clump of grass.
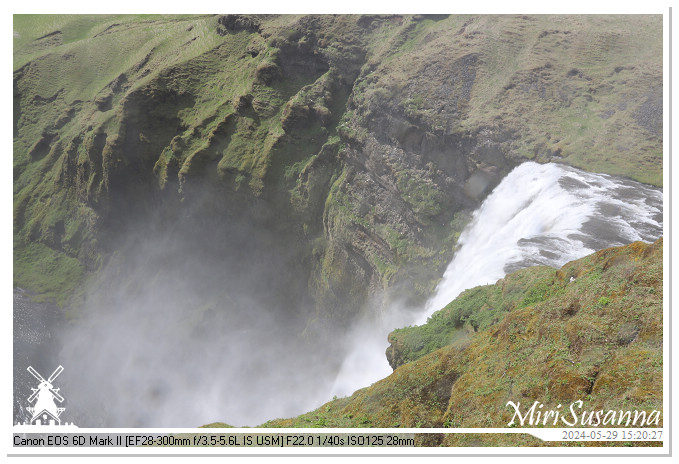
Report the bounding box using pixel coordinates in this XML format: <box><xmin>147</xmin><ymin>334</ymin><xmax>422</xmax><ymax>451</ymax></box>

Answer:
<box><xmin>259</xmin><ymin>239</ymin><xmax>663</xmax><ymax>448</ymax></box>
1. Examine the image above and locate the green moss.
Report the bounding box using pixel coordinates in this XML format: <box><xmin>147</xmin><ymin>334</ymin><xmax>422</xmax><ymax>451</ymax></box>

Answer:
<box><xmin>519</xmin><ymin>279</ymin><xmax>554</xmax><ymax>308</ymax></box>
<box><xmin>389</xmin><ymin>266</ymin><xmax>558</xmax><ymax>366</ymax></box>
<box><xmin>14</xmin><ymin>12</ymin><xmax>663</xmax><ymax>386</ymax></box>
<box><xmin>395</xmin><ymin>171</ymin><xmax>445</xmax><ymax>217</ymax></box>
<box><xmin>259</xmin><ymin>239</ymin><xmax>663</xmax><ymax>448</ymax></box>
<box><xmin>13</xmin><ymin>241</ymin><xmax>84</xmax><ymax>307</ymax></box>
<box><xmin>200</xmin><ymin>422</ymin><xmax>235</xmax><ymax>428</ymax></box>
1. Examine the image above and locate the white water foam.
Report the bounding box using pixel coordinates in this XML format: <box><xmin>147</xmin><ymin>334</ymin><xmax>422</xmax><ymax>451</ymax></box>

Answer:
<box><xmin>330</xmin><ymin>161</ymin><xmax>663</xmax><ymax>398</ymax></box>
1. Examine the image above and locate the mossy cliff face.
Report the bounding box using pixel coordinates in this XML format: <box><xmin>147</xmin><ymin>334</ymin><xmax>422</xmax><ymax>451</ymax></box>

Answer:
<box><xmin>14</xmin><ymin>15</ymin><xmax>662</xmax><ymax>332</ymax></box>
<box><xmin>262</xmin><ymin>239</ymin><xmax>663</xmax><ymax>447</ymax></box>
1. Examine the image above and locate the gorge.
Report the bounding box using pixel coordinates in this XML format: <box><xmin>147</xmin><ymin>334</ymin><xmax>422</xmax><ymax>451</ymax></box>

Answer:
<box><xmin>13</xmin><ymin>14</ymin><xmax>663</xmax><ymax>432</ymax></box>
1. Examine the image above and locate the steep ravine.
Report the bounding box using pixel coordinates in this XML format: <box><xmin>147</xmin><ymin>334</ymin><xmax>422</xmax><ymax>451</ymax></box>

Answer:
<box><xmin>13</xmin><ymin>14</ymin><xmax>662</xmax><ymax>427</ymax></box>
<box><xmin>14</xmin><ymin>14</ymin><xmax>662</xmax><ymax>322</ymax></box>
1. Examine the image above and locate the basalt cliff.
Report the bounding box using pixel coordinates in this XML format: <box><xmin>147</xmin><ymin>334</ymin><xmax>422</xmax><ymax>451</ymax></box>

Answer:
<box><xmin>14</xmin><ymin>15</ymin><xmax>662</xmax><ymax>339</ymax></box>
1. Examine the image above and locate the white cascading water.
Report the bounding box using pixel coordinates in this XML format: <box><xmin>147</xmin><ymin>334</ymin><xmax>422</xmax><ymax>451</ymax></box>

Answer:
<box><xmin>330</xmin><ymin>161</ymin><xmax>663</xmax><ymax>398</ymax></box>
<box><xmin>14</xmin><ymin>161</ymin><xmax>663</xmax><ymax>426</ymax></box>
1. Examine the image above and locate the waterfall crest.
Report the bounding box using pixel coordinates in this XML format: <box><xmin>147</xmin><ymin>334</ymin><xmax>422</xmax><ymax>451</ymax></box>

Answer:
<box><xmin>331</xmin><ymin>162</ymin><xmax>663</xmax><ymax>398</ymax></box>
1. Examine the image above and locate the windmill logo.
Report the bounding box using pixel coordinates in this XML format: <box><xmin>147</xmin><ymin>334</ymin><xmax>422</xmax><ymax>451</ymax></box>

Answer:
<box><xmin>15</xmin><ymin>365</ymin><xmax>77</xmax><ymax>429</ymax></box>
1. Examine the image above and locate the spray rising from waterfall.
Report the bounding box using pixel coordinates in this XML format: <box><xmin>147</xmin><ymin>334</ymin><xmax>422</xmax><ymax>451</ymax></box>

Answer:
<box><xmin>15</xmin><ymin>161</ymin><xmax>662</xmax><ymax>426</ymax></box>
<box><xmin>330</xmin><ymin>162</ymin><xmax>663</xmax><ymax>398</ymax></box>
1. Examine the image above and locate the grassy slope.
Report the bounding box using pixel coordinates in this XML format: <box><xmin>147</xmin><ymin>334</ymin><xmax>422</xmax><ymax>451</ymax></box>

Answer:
<box><xmin>14</xmin><ymin>14</ymin><xmax>664</xmax><ymax>445</ymax></box>
<box><xmin>360</xmin><ymin>15</ymin><xmax>662</xmax><ymax>185</ymax></box>
<box><xmin>13</xmin><ymin>15</ymin><xmax>340</xmax><ymax>305</ymax></box>
<box><xmin>307</xmin><ymin>14</ymin><xmax>662</xmax><ymax>316</ymax></box>
<box><xmin>14</xmin><ymin>14</ymin><xmax>662</xmax><ymax>317</ymax></box>
<box><xmin>472</xmin><ymin>15</ymin><xmax>663</xmax><ymax>185</ymax></box>
<box><xmin>14</xmin><ymin>15</ymin><xmax>228</xmax><ymax>305</ymax></box>
<box><xmin>258</xmin><ymin>239</ymin><xmax>662</xmax><ymax>447</ymax></box>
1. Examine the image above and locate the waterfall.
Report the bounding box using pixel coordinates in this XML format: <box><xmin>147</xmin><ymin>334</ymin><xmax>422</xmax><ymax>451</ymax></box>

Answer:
<box><xmin>14</xmin><ymin>161</ymin><xmax>663</xmax><ymax>426</ymax></box>
<box><xmin>330</xmin><ymin>161</ymin><xmax>663</xmax><ymax>398</ymax></box>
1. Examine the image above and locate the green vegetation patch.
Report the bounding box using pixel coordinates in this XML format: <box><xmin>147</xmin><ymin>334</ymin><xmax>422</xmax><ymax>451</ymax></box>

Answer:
<box><xmin>387</xmin><ymin>265</ymin><xmax>558</xmax><ymax>367</ymax></box>
<box><xmin>259</xmin><ymin>239</ymin><xmax>663</xmax><ymax>447</ymax></box>
<box><xmin>14</xmin><ymin>241</ymin><xmax>84</xmax><ymax>307</ymax></box>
